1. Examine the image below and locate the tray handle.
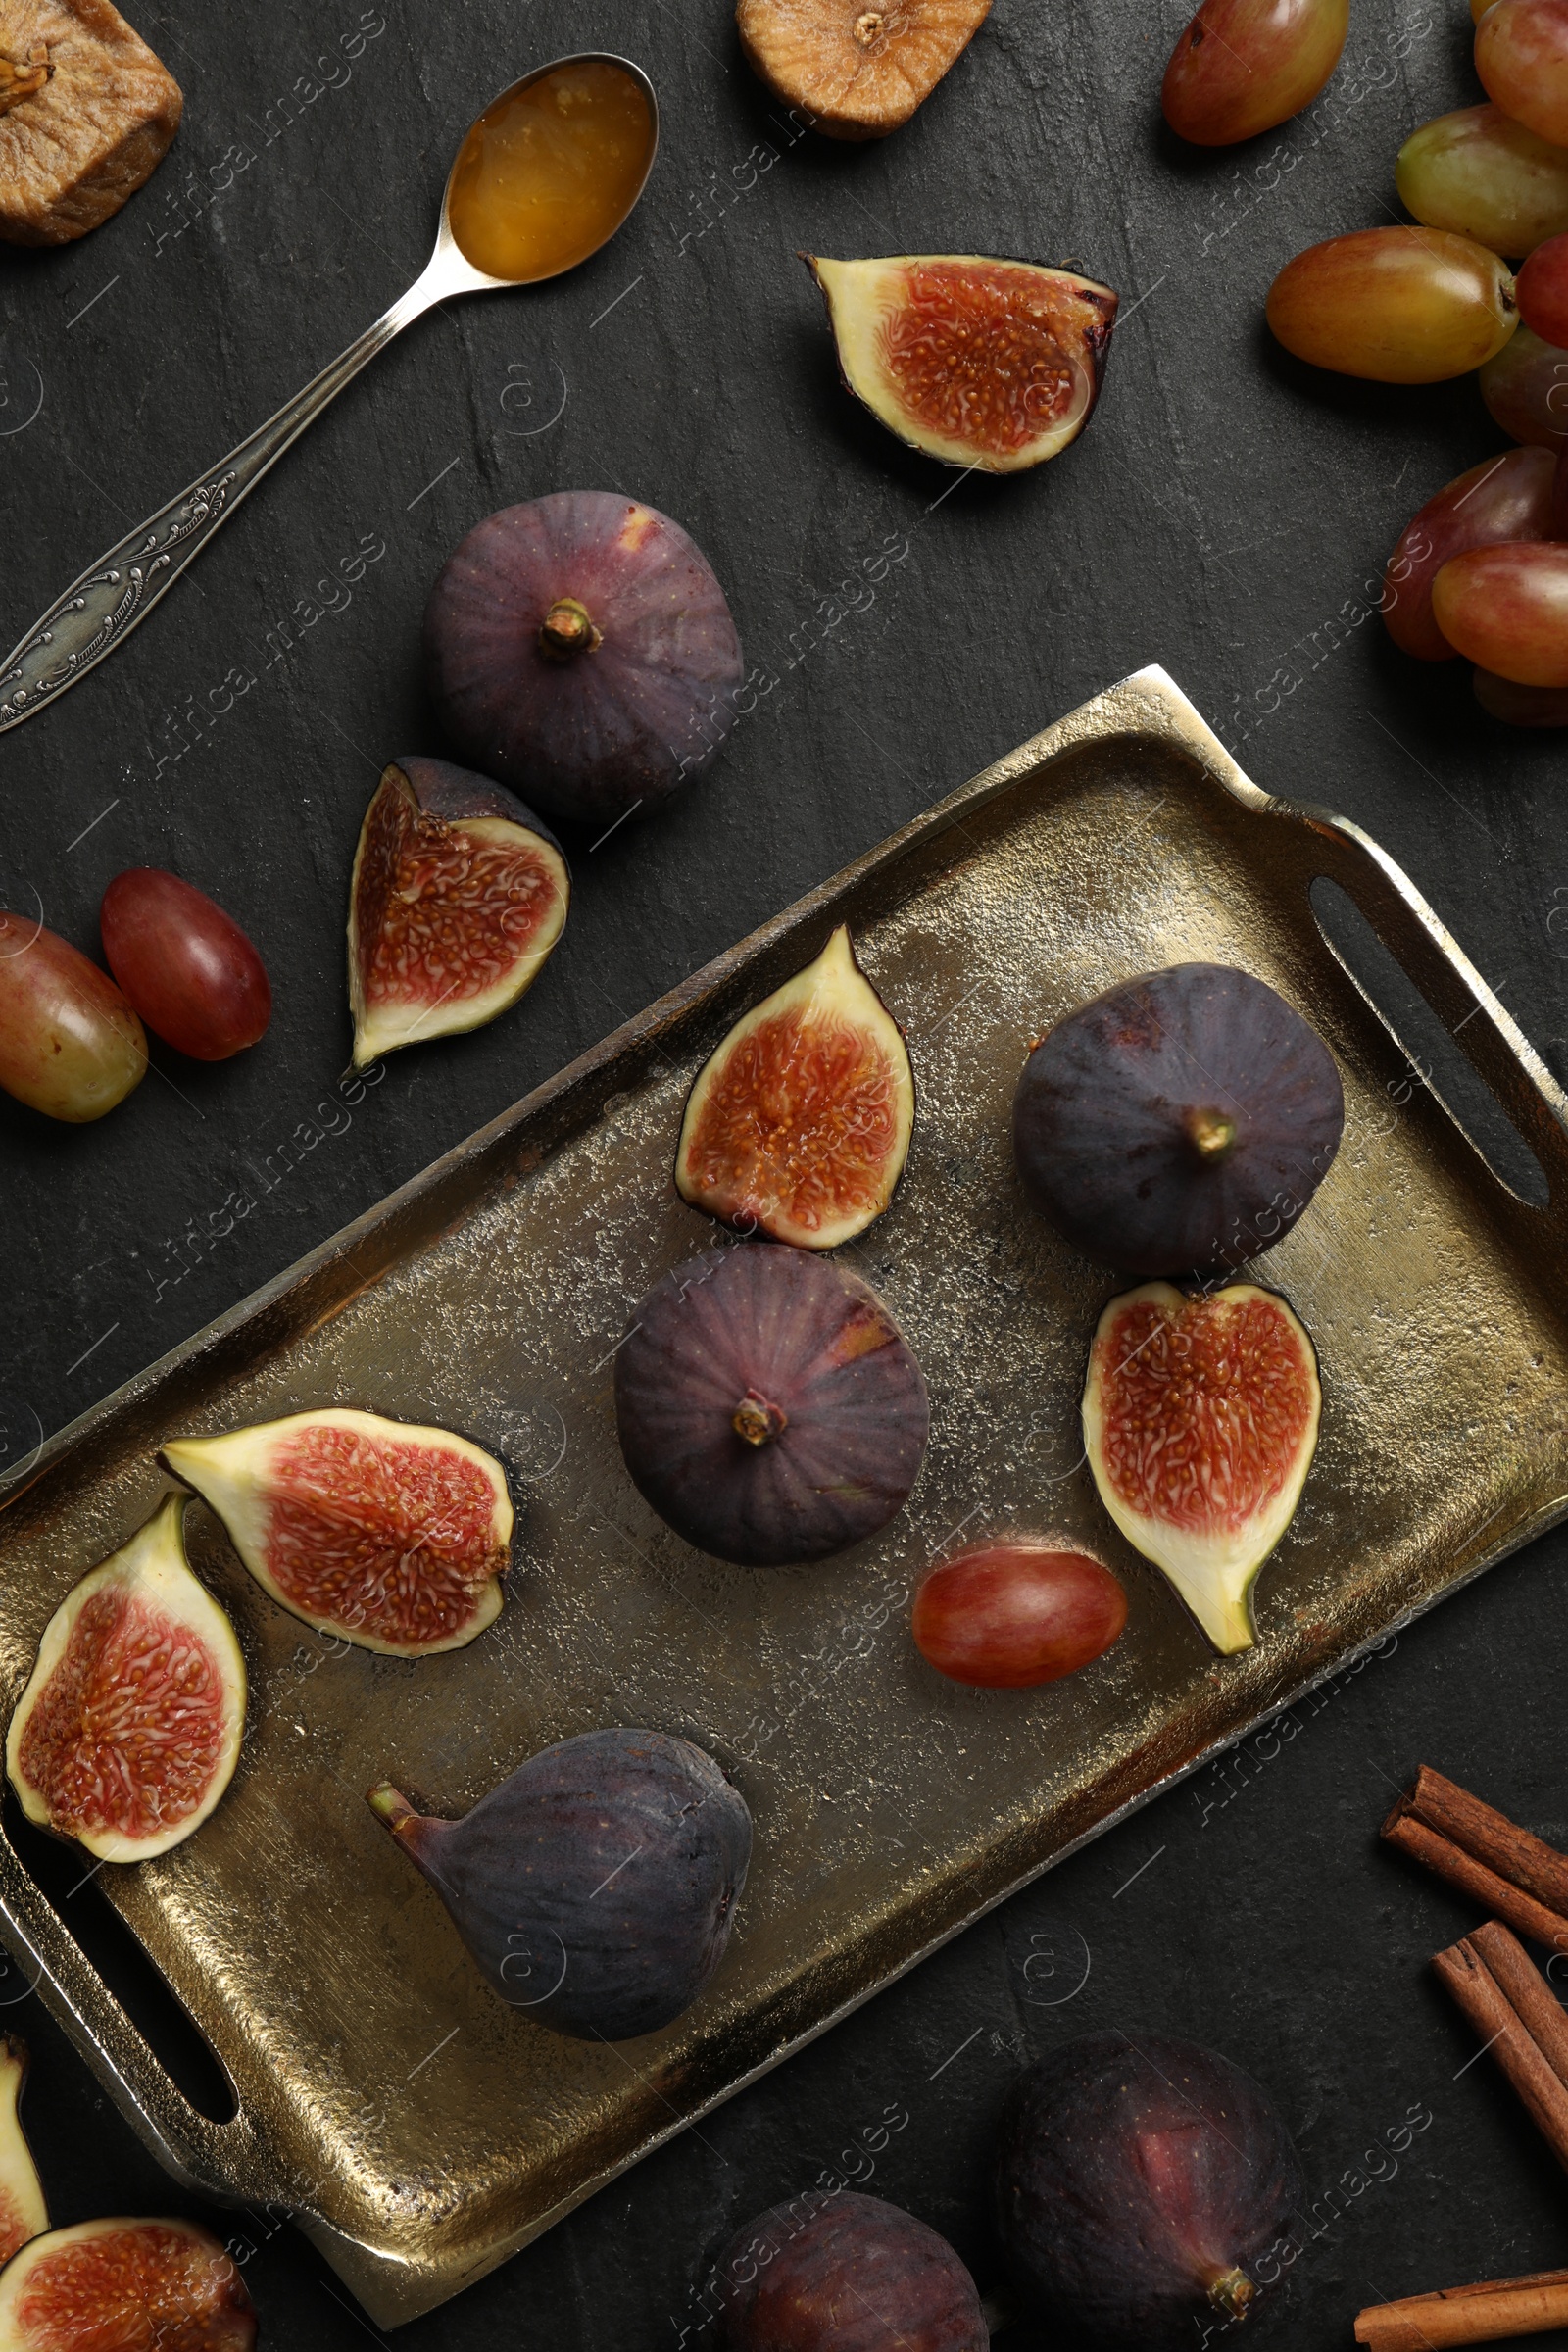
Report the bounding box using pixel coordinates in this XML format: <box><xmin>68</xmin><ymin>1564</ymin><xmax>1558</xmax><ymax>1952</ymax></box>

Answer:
<box><xmin>0</xmin><ymin>1819</ymin><xmax>296</xmax><ymax>2213</ymax></box>
<box><xmin>1303</xmin><ymin>807</ymin><xmax>1568</xmax><ymax>1210</ymax></box>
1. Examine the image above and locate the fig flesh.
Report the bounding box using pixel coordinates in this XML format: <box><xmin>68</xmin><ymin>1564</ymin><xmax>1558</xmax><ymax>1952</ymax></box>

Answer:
<box><xmin>0</xmin><ymin>2217</ymin><xmax>256</xmax><ymax>2350</ymax></box>
<box><xmin>615</xmin><ymin>1246</ymin><xmax>929</xmax><ymax>1566</ymax></box>
<box><xmin>423</xmin><ymin>493</ymin><xmax>745</xmax><ymax>830</ymax></box>
<box><xmin>0</xmin><ymin>0</ymin><xmax>182</xmax><ymax>248</ymax></box>
<box><xmin>676</xmin><ymin>925</ymin><xmax>914</xmax><ymax>1250</ymax></box>
<box><xmin>808</xmin><ymin>254</ymin><xmax>1117</xmax><ymax>472</ymax></box>
<box><xmin>347</xmin><ymin>756</ymin><xmax>569</xmax><ymax>1069</ymax></box>
<box><xmin>911</xmin><ymin>1541</ymin><xmax>1126</xmax><ymax>1688</ymax></box>
<box><xmin>716</xmin><ymin>2188</ymin><xmax>987</xmax><ymax>2350</ymax></box>
<box><xmin>368</xmin><ymin>1726</ymin><xmax>751</xmax><ymax>2039</ymax></box>
<box><xmin>0</xmin><ymin>2042</ymin><xmax>47</xmax><ymax>2264</ymax></box>
<box><xmin>1083</xmin><ymin>1280</ymin><xmax>1320</xmax><ymax>1654</ymax></box>
<box><xmin>1012</xmin><ymin>961</ymin><xmax>1344</xmax><ymax>1277</ymax></box>
<box><xmin>736</xmin><ymin>0</ymin><xmax>992</xmax><ymax>141</ymax></box>
<box><xmin>161</xmin><ymin>1407</ymin><xmax>512</xmax><ymax>1657</ymax></box>
<box><xmin>995</xmin><ymin>2031</ymin><xmax>1301</xmax><ymax>2351</ymax></box>
<box><xmin>5</xmin><ymin>1494</ymin><xmax>246</xmax><ymax>1863</ymax></box>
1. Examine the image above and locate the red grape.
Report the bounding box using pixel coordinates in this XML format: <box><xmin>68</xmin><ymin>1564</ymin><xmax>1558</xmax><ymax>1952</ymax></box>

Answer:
<box><xmin>1266</xmin><ymin>229</ymin><xmax>1518</xmax><ymax>382</ymax></box>
<box><xmin>1396</xmin><ymin>106</ymin><xmax>1568</xmax><ymax>260</ymax></box>
<box><xmin>1518</xmin><ymin>232</ymin><xmax>1568</xmax><ymax>351</ymax></box>
<box><xmin>1476</xmin><ymin>0</ymin><xmax>1568</xmax><ymax>148</ymax></box>
<box><xmin>100</xmin><ymin>870</ymin><xmax>270</xmax><ymax>1062</ymax></box>
<box><xmin>0</xmin><ymin>914</ymin><xmax>145</xmax><ymax>1121</ymax></box>
<box><xmin>1431</xmin><ymin>543</ymin><xmax>1568</xmax><ymax>686</ymax></box>
<box><xmin>911</xmin><ymin>1543</ymin><xmax>1127</xmax><ymax>1690</ymax></box>
<box><xmin>1474</xmin><ymin>666</ymin><xmax>1568</xmax><ymax>722</ymax></box>
<box><xmin>1384</xmin><ymin>447</ymin><xmax>1558</xmax><ymax>662</ymax></box>
<box><xmin>1480</xmin><ymin>321</ymin><xmax>1568</xmax><ymax>448</ymax></box>
<box><xmin>1162</xmin><ymin>0</ymin><xmax>1347</xmax><ymax>147</ymax></box>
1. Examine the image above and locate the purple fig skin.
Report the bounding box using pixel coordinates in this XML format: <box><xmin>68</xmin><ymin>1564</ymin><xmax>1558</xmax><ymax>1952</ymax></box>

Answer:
<box><xmin>995</xmin><ymin>2031</ymin><xmax>1302</xmax><ymax>2351</ymax></box>
<box><xmin>1013</xmin><ymin>962</ymin><xmax>1344</xmax><ymax>1276</ymax></box>
<box><xmin>390</xmin><ymin>754</ymin><xmax>565</xmax><ymax>854</ymax></box>
<box><xmin>614</xmin><ymin>1246</ymin><xmax>930</xmax><ymax>1567</ymax></box>
<box><xmin>370</xmin><ymin>1728</ymin><xmax>751</xmax><ymax>2040</ymax></box>
<box><xmin>422</xmin><ymin>493</ymin><xmax>745</xmax><ymax>830</ymax></box>
<box><xmin>715</xmin><ymin>2189</ymin><xmax>987</xmax><ymax>2351</ymax></box>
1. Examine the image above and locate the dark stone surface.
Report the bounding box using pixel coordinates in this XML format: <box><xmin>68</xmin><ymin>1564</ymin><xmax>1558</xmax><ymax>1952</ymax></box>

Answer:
<box><xmin>2</xmin><ymin>0</ymin><xmax>1566</xmax><ymax>2342</ymax></box>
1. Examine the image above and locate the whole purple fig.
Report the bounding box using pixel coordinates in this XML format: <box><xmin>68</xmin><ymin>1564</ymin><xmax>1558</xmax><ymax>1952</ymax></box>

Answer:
<box><xmin>715</xmin><ymin>2189</ymin><xmax>987</xmax><ymax>2351</ymax></box>
<box><xmin>368</xmin><ymin>1727</ymin><xmax>751</xmax><ymax>2039</ymax></box>
<box><xmin>995</xmin><ymin>2031</ymin><xmax>1301</xmax><ymax>2349</ymax></box>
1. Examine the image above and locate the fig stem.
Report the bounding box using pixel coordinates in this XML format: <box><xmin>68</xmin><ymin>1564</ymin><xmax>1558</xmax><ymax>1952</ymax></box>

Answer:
<box><xmin>367</xmin><ymin>1781</ymin><xmax>418</xmax><ymax>1835</ymax></box>
<box><xmin>732</xmin><ymin>1391</ymin><xmax>787</xmax><ymax>1447</ymax></box>
<box><xmin>538</xmin><ymin>597</ymin><xmax>602</xmax><ymax>660</ymax></box>
<box><xmin>1206</xmin><ymin>2267</ymin><xmax>1256</xmax><ymax>2320</ymax></box>
<box><xmin>1183</xmin><ymin>1105</ymin><xmax>1238</xmax><ymax>1162</ymax></box>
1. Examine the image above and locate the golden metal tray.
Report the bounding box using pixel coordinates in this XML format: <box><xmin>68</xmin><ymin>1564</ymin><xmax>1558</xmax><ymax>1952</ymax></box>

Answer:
<box><xmin>1</xmin><ymin>669</ymin><xmax>1564</xmax><ymax>2328</ymax></box>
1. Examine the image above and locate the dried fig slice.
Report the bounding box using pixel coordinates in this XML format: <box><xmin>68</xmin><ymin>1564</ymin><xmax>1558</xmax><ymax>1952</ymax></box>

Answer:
<box><xmin>161</xmin><ymin>1407</ymin><xmax>511</xmax><ymax>1657</ymax></box>
<box><xmin>1082</xmin><ymin>1281</ymin><xmax>1321</xmax><ymax>1655</ymax></box>
<box><xmin>0</xmin><ymin>2217</ymin><xmax>256</xmax><ymax>2350</ymax></box>
<box><xmin>675</xmin><ymin>925</ymin><xmax>914</xmax><ymax>1250</ymax></box>
<box><xmin>0</xmin><ymin>2042</ymin><xmax>47</xmax><ymax>2264</ymax></box>
<box><xmin>615</xmin><ymin>1244</ymin><xmax>929</xmax><ymax>1565</ymax></box>
<box><xmin>737</xmin><ymin>0</ymin><xmax>992</xmax><ymax>139</ymax></box>
<box><xmin>808</xmin><ymin>254</ymin><xmax>1118</xmax><ymax>471</ymax></box>
<box><xmin>0</xmin><ymin>1</ymin><xmax>182</xmax><ymax>248</ymax></box>
<box><xmin>5</xmin><ymin>1494</ymin><xmax>246</xmax><ymax>1863</ymax></box>
<box><xmin>347</xmin><ymin>756</ymin><xmax>569</xmax><ymax>1069</ymax></box>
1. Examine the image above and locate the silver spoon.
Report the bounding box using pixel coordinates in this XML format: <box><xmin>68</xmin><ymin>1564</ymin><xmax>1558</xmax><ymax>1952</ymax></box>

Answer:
<box><xmin>0</xmin><ymin>52</ymin><xmax>658</xmax><ymax>736</ymax></box>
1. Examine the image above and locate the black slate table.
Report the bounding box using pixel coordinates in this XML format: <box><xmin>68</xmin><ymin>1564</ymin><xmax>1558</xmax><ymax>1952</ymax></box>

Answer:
<box><xmin>3</xmin><ymin>0</ymin><xmax>1568</xmax><ymax>2343</ymax></box>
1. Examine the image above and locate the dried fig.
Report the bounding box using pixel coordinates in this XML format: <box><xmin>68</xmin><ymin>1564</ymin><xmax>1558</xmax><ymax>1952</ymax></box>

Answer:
<box><xmin>676</xmin><ymin>925</ymin><xmax>914</xmax><ymax>1250</ymax></box>
<box><xmin>808</xmin><ymin>254</ymin><xmax>1117</xmax><ymax>471</ymax></box>
<box><xmin>0</xmin><ymin>0</ymin><xmax>181</xmax><ymax>247</ymax></box>
<box><xmin>6</xmin><ymin>1494</ymin><xmax>246</xmax><ymax>1862</ymax></box>
<box><xmin>161</xmin><ymin>1407</ymin><xmax>512</xmax><ymax>1657</ymax></box>
<box><xmin>737</xmin><ymin>0</ymin><xmax>992</xmax><ymax>140</ymax></box>
<box><xmin>347</xmin><ymin>756</ymin><xmax>569</xmax><ymax>1068</ymax></box>
<box><xmin>1083</xmin><ymin>1281</ymin><xmax>1321</xmax><ymax>1654</ymax></box>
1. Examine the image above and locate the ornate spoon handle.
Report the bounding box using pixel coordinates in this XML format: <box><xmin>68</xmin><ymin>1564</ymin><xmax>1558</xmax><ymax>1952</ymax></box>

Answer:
<box><xmin>0</xmin><ymin>268</ymin><xmax>441</xmax><ymax>736</ymax></box>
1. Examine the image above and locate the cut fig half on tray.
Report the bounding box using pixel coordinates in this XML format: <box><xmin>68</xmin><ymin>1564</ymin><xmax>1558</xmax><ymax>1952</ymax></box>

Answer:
<box><xmin>676</xmin><ymin>924</ymin><xmax>914</xmax><ymax>1249</ymax></box>
<box><xmin>0</xmin><ymin>2041</ymin><xmax>47</xmax><ymax>2264</ymax></box>
<box><xmin>347</xmin><ymin>756</ymin><xmax>569</xmax><ymax>1069</ymax></box>
<box><xmin>0</xmin><ymin>2216</ymin><xmax>257</xmax><ymax>2351</ymax></box>
<box><xmin>615</xmin><ymin>1245</ymin><xmax>929</xmax><ymax>1565</ymax></box>
<box><xmin>6</xmin><ymin>1494</ymin><xmax>246</xmax><ymax>1863</ymax></box>
<box><xmin>737</xmin><ymin>0</ymin><xmax>992</xmax><ymax>139</ymax></box>
<box><xmin>807</xmin><ymin>254</ymin><xmax>1118</xmax><ymax>471</ymax></box>
<box><xmin>161</xmin><ymin>1407</ymin><xmax>513</xmax><ymax>1657</ymax></box>
<box><xmin>1082</xmin><ymin>1281</ymin><xmax>1321</xmax><ymax>1654</ymax></box>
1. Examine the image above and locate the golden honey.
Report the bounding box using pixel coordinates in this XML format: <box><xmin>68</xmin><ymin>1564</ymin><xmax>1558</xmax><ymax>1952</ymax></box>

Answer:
<box><xmin>447</xmin><ymin>60</ymin><xmax>654</xmax><ymax>283</ymax></box>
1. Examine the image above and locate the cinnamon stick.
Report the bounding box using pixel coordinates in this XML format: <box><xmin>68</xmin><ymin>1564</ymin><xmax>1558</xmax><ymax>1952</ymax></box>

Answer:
<box><xmin>1387</xmin><ymin>1768</ymin><xmax>1568</xmax><ymax>1919</ymax></box>
<box><xmin>1432</xmin><ymin>1935</ymin><xmax>1568</xmax><ymax>2174</ymax></box>
<box><xmin>1355</xmin><ymin>2269</ymin><xmax>1568</xmax><ymax>2349</ymax></box>
<box><xmin>1470</xmin><ymin>1920</ymin><xmax>1568</xmax><ymax>2090</ymax></box>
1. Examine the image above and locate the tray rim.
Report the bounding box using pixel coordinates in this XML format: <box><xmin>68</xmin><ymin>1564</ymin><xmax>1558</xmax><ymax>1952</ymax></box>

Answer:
<box><xmin>3</xmin><ymin>663</ymin><xmax>1566</xmax><ymax>2325</ymax></box>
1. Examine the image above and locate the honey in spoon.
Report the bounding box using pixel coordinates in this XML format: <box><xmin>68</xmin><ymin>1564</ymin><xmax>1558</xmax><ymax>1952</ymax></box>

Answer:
<box><xmin>446</xmin><ymin>58</ymin><xmax>656</xmax><ymax>283</ymax></box>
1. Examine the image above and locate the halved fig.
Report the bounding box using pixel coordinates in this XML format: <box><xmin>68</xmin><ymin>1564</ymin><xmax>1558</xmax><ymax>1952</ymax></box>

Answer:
<box><xmin>615</xmin><ymin>1245</ymin><xmax>929</xmax><ymax>1565</ymax></box>
<box><xmin>676</xmin><ymin>926</ymin><xmax>914</xmax><ymax>1250</ymax></box>
<box><xmin>0</xmin><ymin>2042</ymin><xmax>47</xmax><ymax>2264</ymax></box>
<box><xmin>0</xmin><ymin>2217</ymin><xmax>256</xmax><ymax>2350</ymax></box>
<box><xmin>5</xmin><ymin>1494</ymin><xmax>246</xmax><ymax>1863</ymax></box>
<box><xmin>807</xmin><ymin>254</ymin><xmax>1118</xmax><ymax>472</ymax></box>
<box><xmin>1082</xmin><ymin>1282</ymin><xmax>1320</xmax><ymax>1655</ymax></box>
<box><xmin>161</xmin><ymin>1408</ymin><xmax>512</xmax><ymax>1657</ymax></box>
<box><xmin>347</xmin><ymin>756</ymin><xmax>568</xmax><ymax>1070</ymax></box>
<box><xmin>737</xmin><ymin>0</ymin><xmax>991</xmax><ymax>140</ymax></box>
